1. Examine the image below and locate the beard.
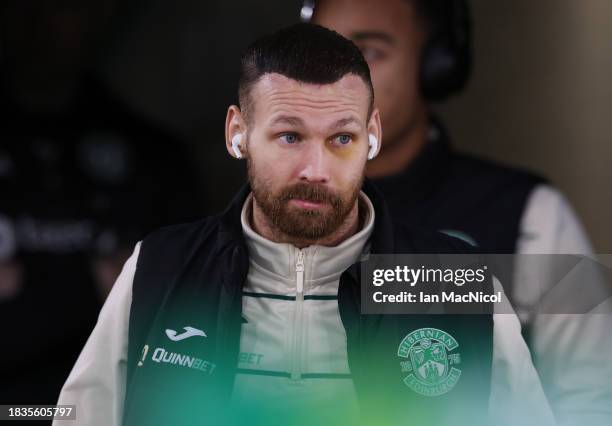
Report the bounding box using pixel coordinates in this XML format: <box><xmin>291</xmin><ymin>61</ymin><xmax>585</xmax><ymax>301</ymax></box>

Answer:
<box><xmin>247</xmin><ymin>160</ymin><xmax>363</xmax><ymax>241</ymax></box>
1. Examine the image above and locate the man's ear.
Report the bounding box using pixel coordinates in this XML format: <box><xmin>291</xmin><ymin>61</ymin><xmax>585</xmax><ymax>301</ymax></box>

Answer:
<box><xmin>225</xmin><ymin>105</ymin><xmax>247</xmax><ymax>159</ymax></box>
<box><xmin>367</xmin><ymin>108</ymin><xmax>383</xmax><ymax>159</ymax></box>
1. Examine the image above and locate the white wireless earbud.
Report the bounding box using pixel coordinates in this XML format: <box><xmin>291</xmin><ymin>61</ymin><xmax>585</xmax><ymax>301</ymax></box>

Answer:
<box><xmin>231</xmin><ymin>134</ymin><xmax>243</xmax><ymax>159</ymax></box>
<box><xmin>367</xmin><ymin>134</ymin><xmax>379</xmax><ymax>160</ymax></box>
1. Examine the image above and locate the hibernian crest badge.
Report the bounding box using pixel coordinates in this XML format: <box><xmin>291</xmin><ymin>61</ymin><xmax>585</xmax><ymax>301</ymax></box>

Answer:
<box><xmin>398</xmin><ymin>328</ymin><xmax>461</xmax><ymax>396</ymax></box>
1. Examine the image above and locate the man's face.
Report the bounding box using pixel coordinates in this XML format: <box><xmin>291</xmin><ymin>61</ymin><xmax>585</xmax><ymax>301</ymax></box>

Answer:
<box><xmin>314</xmin><ymin>0</ymin><xmax>428</xmax><ymax>149</ymax></box>
<box><xmin>241</xmin><ymin>73</ymin><xmax>376</xmax><ymax>241</ymax></box>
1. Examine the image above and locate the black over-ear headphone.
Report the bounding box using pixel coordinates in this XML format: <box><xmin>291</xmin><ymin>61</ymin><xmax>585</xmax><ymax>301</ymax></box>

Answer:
<box><xmin>300</xmin><ymin>0</ymin><xmax>472</xmax><ymax>102</ymax></box>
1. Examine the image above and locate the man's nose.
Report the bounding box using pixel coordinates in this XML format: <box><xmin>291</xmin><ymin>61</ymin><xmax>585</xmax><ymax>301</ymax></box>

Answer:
<box><xmin>297</xmin><ymin>142</ymin><xmax>330</xmax><ymax>184</ymax></box>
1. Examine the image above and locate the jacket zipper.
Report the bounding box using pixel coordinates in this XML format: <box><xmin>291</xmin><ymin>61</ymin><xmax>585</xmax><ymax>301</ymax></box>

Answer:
<box><xmin>291</xmin><ymin>249</ymin><xmax>305</xmax><ymax>380</ymax></box>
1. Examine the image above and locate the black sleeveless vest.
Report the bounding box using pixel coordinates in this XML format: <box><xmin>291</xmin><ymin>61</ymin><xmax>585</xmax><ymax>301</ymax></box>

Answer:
<box><xmin>374</xmin><ymin>118</ymin><xmax>544</xmax><ymax>255</ymax></box>
<box><xmin>123</xmin><ymin>180</ymin><xmax>494</xmax><ymax>426</ymax></box>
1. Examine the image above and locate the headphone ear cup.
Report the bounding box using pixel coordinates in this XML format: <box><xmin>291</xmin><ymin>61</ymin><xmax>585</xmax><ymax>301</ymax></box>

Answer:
<box><xmin>419</xmin><ymin>0</ymin><xmax>471</xmax><ymax>101</ymax></box>
<box><xmin>420</xmin><ymin>38</ymin><xmax>462</xmax><ymax>101</ymax></box>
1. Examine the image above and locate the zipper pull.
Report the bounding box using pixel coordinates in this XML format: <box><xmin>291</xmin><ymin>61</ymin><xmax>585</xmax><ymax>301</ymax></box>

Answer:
<box><xmin>292</xmin><ymin>249</ymin><xmax>306</xmax><ymax>381</ymax></box>
<box><xmin>296</xmin><ymin>249</ymin><xmax>305</xmax><ymax>296</ymax></box>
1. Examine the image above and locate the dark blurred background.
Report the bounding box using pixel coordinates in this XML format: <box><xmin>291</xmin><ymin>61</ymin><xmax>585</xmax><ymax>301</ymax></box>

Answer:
<box><xmin>0</xmin><ymin>0</ymin><xmax>610</xmax><ymax>408</ymax></box>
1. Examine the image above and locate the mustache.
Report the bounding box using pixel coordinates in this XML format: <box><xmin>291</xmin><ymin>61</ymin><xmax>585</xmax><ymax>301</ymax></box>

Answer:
<box><xmin>278</xmin><ymin>183</ymin><xmax>340</xmax><ymax>204</ymax></box>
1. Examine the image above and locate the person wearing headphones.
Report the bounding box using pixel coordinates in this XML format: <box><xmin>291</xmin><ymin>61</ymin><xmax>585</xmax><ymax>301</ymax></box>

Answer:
<box><xmin>55</xmin><ymin>24</ymin><xmax>557</xmax><ymax>426</ymax></box>
<box><xmin>310</xmin><ymin>1</ymin><xmax>611</xmax><ymax>424</ymax></box>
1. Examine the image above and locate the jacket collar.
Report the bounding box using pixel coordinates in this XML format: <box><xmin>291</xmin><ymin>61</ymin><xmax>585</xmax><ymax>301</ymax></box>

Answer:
<box><xmin>240</xmin><ymin>192</ymin><xmax>375</xmax><ymax>283</ymax></box>
<box><xmin>360</xmin><ymin>178</ymin><xmax>395</xmax><ymax>254</ymax></box>
<box><xmin>216</xmin><ymin>183</ymin><xmax>252</xmax><ymax>256</ymax></box>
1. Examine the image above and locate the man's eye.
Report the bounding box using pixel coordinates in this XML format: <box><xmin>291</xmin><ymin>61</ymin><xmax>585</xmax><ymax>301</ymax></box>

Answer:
<box><xmin>360</xmin><ymin>46</ymin><xmax>386</xmax><ymax>63</ymax></box>
<box><xmin>280</xmin><ymin>134</ymin><xmax>298</xmax><ymax>144</ymax></box>
<box><xmin>335</xmin><ymin>135</ymin><xmax>352</xmax><ymax>145</ymax></box>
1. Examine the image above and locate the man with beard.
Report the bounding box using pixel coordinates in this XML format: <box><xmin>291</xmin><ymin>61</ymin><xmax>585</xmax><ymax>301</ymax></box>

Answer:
<box><xmin>55</xmin><ymin>24</ymin><xmax>554</xmax><ymax>426</ymax></box>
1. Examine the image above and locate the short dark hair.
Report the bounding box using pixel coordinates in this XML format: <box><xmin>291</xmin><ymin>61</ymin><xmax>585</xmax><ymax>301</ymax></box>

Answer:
<box><xmin>238</xmin><ymin>23</ymin><xmax>374</xmax><ymax>122</ymax></box>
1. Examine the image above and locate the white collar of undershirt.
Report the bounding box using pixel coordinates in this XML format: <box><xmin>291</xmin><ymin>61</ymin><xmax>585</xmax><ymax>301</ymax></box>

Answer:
<box><xmin>240</xmin><ymin>191</ymin><xmax>375</xmax><ymax>282</ymax></box>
